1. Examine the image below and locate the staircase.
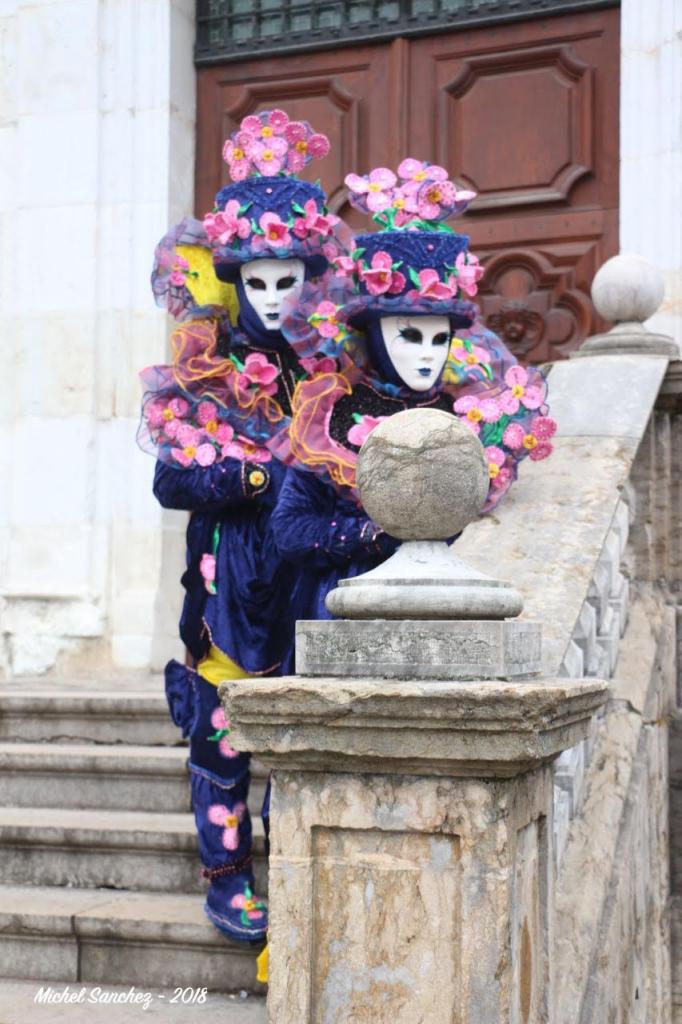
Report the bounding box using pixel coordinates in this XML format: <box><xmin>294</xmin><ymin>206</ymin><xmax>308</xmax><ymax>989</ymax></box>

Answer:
<box><xmin>0</xmin><ymin>674</ymin><xmax>268</xmax><ymax>1022</ymax></box>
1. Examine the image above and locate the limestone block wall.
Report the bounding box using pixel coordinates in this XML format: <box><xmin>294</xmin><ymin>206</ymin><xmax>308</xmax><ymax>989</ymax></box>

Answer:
<box><xmin>0</xmin><ymin>0</ymin><xmax>194</xmax><ymax>676</ymax></box>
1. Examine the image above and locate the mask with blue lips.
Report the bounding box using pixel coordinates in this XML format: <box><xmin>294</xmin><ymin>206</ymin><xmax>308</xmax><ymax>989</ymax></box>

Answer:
<box><xmin>366</xmin><ymin>314</ymin><xmax>451</xmax><ymax>393</ymax></box>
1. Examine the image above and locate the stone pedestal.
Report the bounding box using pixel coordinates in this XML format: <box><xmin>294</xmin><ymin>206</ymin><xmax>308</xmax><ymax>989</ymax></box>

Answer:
<box><xmin>222</xmin><ymin>675</ymin><xmax>607</xmax><ymax>1023</ymax></box>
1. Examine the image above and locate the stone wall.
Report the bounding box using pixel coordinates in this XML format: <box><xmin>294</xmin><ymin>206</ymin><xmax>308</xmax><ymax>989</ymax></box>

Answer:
<box><xmin>0</xmin><ymin>0</ymin><xmax>194</xmax><ymax>676</ymax></box>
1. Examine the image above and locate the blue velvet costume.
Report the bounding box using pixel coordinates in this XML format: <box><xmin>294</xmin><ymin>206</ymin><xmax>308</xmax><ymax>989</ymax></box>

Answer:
<box><xmin>147</xmin><ymin>165</ymin><xmax>348</xmax><ymax>943</ymax></box>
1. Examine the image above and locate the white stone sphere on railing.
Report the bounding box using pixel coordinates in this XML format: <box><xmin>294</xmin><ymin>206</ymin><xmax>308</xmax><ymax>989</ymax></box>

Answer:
<box><xmin>591</xmin><ymin>252</ymin><xmax>664</xmax><ymax>325</ymax></box>
<box><xmin>356</xmin><ymin>408</ymin><xmax>489</xmax><ymax>541</ymax></box>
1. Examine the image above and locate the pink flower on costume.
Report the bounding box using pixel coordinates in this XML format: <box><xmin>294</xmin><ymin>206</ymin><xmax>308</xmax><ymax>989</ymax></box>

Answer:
<box><xmin>197</xmin><ymin>401</ymin><xmax>218</xmax><ymax>426</ymax></box>
<box><xmin>359</xmin><ymin>251</ymin><xmax>406</xmax><ymax>296</ymax></box>
<box><xmin>454</xmin><ymin>394</ymin><xmax>502</xmax><ymax>434</ymax></box>
<box><xmin>164</xmin><ymin>418</ymin><xmax>181</xmax><ymax>440</ymax></box>
<box><xmin>209</xmin><ymin>706</ymin><xmax>239</xmax><ymax>759</ymax></box>
<box><xmin>498</xmin><ymin>366</ymin><xmax>545</xmax><ymax>414</ymax></box>
<box><xmin>449</xmin><ymin>339</ymin><xmax>489</xmax><ymax>369</ymax></box>
<box><xmin>203</xmin><ymin>202</ymin><xmax>251</xmax><ymax>246</ymax></box>
<box><xmin>308</xmin><ymin>300</ymin><xmax>343</xmax><ymax>339</ymax></box>
<box><xmin>300</xmin><ymin>355</ymin><xmax>337</xmax><ymax>375</ymax></box>
<box><xmin>230</xmin><ymin>888</ymin><xmax>265</xmax><ymax>921</ymax></box>
<box><xmin>503</xmin><ymin>415</ymin><xmax>557</xmax><ymax>461</ymax></box>
<box><xmin>397</xmin><ymin>158</ymin><xmax>448</xmax><ymax>191</ymax></box>
<box><xmin>168</xmin><ymin>397</ymin><xmax>189</xmax><ymax>418</ymax></box>
<box><xmin>454</xmin><ymin>252</ymin><xmax>484</xmax><ymax>297</ymax></box>
<box><xmin>250</xmin><ymin>137</ymin><xmax>288</xmax><ymax>175</ymax></box>
<box><xmin>200</xmin><ymin>553</ymin><xmax>216</xmax><ymax>592</ymax></box>
<box><xmin>293</xmin><ymin>199</ymin><xmax>339</xmax><ymax>240</ymax></box>
<box><xmin>176</xmin><ymin>423</ymin><xmax>201</xmax><ymax>448</ymax></box>
<box><xmin>215</xmin><ymin>422</ymin><xmax>235</xmax><ymax>445</ymax></box>
<box><xmin>171</xmin><ymin>446</ymin><xmax>196</xmax><ymax>467</ymax></box>
<box><xmin>345</xmin><ymin>168</ymin><xmax>397</xmax><ymax>213</ymax></box>
<box><xmin>241</xmin><ymin>348</ymin><xmax>278</xmax><ymax>387</ymax></box>
<box><xmin>168</xmin><ymin>255</ymin><xmax>189</xmax><ymax>287</ymax></box>
<box><xmin>416</xmin><ymin>179</ymin><xmax>457</xmax><ymax>220</ymax></box>
<box><xmin>222</xmin><ymin>133</ymin><xmax>253</xmax><ymax>180</ymax></box>
<box><xmin>195</xmin><ymin>443</ymin><xmax>217</xmax><ymax>467</ymax></box>
<box><xmin>347</xmin><ymin>414</ymin><xmax>388</xmax><ymax>447</ymax></box>
<box><xmin>145</xmin><ymin>401</ymin><xmax>166</xmax><ymax>429</ymax></box>
<box><xmin>207</xmin><ymin>802</ymin><xmax>246</xmax><ymax>851</ymax></box>
<box><xmin>485</xmin><ymin>445</ymin><xmax>511</xmax><ymax>488</ymax></box>
<box><xmin>259</xmin><ymin>212</ymin><xmax>292</xmax><ymax>248</ymax></box>
<box><xmin>222</xmin><ymin>436</ymin><xmax>272</xmax><ymax>463</ymax></box>
<box><xmin>242</xmin><ymin>109</ymin><xmax>289</xmax><ymax>138</ymax></box>
<box><xmin>416</xmin><ymin>268</ymin><xmax>455</xmax><ymax>301</ymax></box>
<box><xmin>332</xmin><ymin>255</ymin><xmax>358</xmax><ymax>278</ymax></box>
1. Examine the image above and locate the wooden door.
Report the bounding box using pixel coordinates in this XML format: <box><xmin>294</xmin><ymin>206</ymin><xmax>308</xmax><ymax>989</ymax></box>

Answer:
<box><xmin>196</xmin><ymin>6</ymin><xmax>619</xmax><ymax>361</ymax></box>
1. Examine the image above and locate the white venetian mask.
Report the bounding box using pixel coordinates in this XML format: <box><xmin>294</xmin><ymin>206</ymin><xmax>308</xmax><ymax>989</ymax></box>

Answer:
<box><xmin>240</xmin><ymin>258</ymin><xmax>305</xmax><ymax>330</ymax></box>
<box><xmin>381</xmin><ymin>315</ymin><xmax>451</xmax><ymax>391</ymax></box>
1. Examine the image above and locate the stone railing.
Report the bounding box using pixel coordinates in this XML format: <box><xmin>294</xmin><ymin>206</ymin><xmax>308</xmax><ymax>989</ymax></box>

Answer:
<box><xmin>222</xmin><ymin>253</ymin><xmax>679</xmax><ymax>1023</ymax></box>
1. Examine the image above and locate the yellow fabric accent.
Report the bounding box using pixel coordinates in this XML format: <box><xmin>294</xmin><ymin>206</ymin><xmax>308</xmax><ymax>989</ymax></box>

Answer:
<box><xmin>256</xmin><ymin>943</ymin><xmax>269</xmax><ymax>984</ymax></box>
<box><xmin>248</xmin><ymin>469</ymin><xmax>266</xmax><ymax>488</ymax></box>
<box><xmin>176</xmin><ymin>244</ymin><xmax>240</xmax><ymax>323</ymax></box>
<box><xmin>197</xmin><ymin>645</ymin><xmax>250</xmax><ymax>687</ymax></box>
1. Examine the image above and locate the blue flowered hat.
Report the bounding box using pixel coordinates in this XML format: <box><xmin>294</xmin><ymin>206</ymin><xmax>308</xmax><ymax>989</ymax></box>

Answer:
<box><xmin>202</xmin><ymin>109</ymin><xmax>350</xmax><ymax>284</ymax></box>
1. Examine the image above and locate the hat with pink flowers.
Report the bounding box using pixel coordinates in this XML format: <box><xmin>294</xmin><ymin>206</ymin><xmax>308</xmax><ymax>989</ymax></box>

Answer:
<box><xmin>338</xmin><ymin>158</ymin><xmax>484</xmax><ymax>326</ymax></box>
<box><xmin>204</xmin><ymin>109</ymin><xmax>350</xmax><ymax>283</ymax></box>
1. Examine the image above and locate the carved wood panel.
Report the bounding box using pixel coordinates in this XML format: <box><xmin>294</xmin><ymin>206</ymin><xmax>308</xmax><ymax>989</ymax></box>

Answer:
<box><xmin>196</xmin><ymin>7</ymin><xmax>620</xmax><ymax>359</ymax></box>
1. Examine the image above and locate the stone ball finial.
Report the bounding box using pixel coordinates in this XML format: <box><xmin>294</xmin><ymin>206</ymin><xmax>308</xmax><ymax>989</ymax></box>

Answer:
<box><xmin>591</xmin><ymin>252</ymin><xmax>664</xmax><ymax>325</ymax></box>
<box><xmin>356</xmin><ymin>408</ymin><xmax>489</xmax><ymax>541</ymax></box>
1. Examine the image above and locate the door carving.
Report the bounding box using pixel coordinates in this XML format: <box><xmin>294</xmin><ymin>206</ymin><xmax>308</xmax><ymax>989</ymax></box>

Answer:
<box><xmin>196</xmin><ymin>7</ymin><xmax>619</xmax><ymax>361</ymax></box>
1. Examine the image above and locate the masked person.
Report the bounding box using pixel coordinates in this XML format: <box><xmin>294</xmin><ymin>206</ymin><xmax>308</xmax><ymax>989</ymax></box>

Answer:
<box><xmin>138</xmin><ymin>111</ymin><xmax>350</xmax><ymax>944</ymax></box>
<box><xmin>270</xmin><ymin>158</ymin><xmax>557</xmax><ymax>621</ymax></box>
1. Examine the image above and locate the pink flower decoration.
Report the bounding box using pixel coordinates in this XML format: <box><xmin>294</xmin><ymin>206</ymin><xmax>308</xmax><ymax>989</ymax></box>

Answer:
<box><xmin>145</xmin><ymin>401</ymin><xmax>166</xmax><ymax>429</ymax></box>
<box><xmin>230</xmin><ymin>891</ymin><xmax>265</xmax><ymax>921</ymax></box>
<box><xmin>347</xmin><ymin>414</ymin><xmax>387</xmax><ymax>448</ymax></box>
<box><xmin>215</xmin><ymin>422</ymin><xmax>235</xmax><ymax>445</ymax></box>
<box><xmin>197</xmin><ymin>401</ymin><xmax>218</xmax><ymax>426</ymax></box>
<box><xmin>268</xmin><ymin>109</ymin><xmax>289</xmax><ymax>134</ymax></box>
<box><xmin>222</xmin><ymin>136</ymin><xmax>252</xmax><ymax>181</ymax></box>
<box><xmin>284</xmin><ymin>121</ymin><xmax>307</xmax><ymax>143</ymax></box>
<box><xmin>531</xmin><ymin>415</ymin><xmax>557</xmax><ymax>441</ymax></box>
<box><xmin>529</xmin><ymin>441</ymin><xmax>554</xmax><ymax>461</ymax></box>
<box><xmin>250</xmin><ymin>137</ymin><xmax>288</xmax><ymax>175</ymax></box>
<box><xmin>454</xmin><ymin>394</ymin><xmax>502</xmax><ymax>434</ymax></box>
<box><xmin>308</xmin><ymin>133</ymin><xmax>330</xmax><ymax>159</ymax></box>
<box><xmin>259</xmin><ymin>211</ymin><xmax>292</xmax><ymax>248</ymax></box>
<box><xmin>195</xmin><ymin>443</ymin><xmax>217</xmax><ymax>467</ymax></box>
<box><xmin>300</xmin><ymin>355</ymin><xmax>337</xmax><ymax>375</ymax></box>
<box><xmin>454</xmin><ymin>252</ymin><xmax>484</xmax><ymax>298</ymax></box>
<box><xmin>164</xmin><ymin>419</ymin><xmax>180</xmax><ymax>440</ymax></box>
<box><xmin>485</xmin><ymin>445</ymin><xmax>510</xmax><ymax>487</ymax></box>
<box><xmin>492</xmin><ymin>466</ymin><xmax>513</xmax><ymax>490</ymax></box>
<box><xmin>171</xmin><ymin>447</ymin><xmax>195</xmax><ymax>467</ymax></box>
<box><xmin>168</xmin><ymin>255</ymin><xmax>189</xmax><ymax>287</ymax></box>
<box><xmin>502</xmin><ymin>422</ymin><xmax>526</xmax><ymax>449</ymax></box>
<box><xmin>293</xmin><ymin>198</ymin><xmax>339</xmax><ymax>240</ymax></box>
<box><xmin>168</xmin><ymin>397</ymin><xmax>189</xmax><ymax>418</ymax></box>
<box><xmin>345</xmin><ymin>168</ymin><xmax>397</xmax><ymax>212</ymax></box>
<box><xmin>222</xmin><ymin>436</ymin><xmax>272</xmax><ymax>463</ymax></box>
<box><xmin>309</xmin><ymin>300</ymin><xmax>342</xmax><ymax>339</ymax></box>
<box><xmin>176</xmin><ymin>423</ymin><xmax>201</xmax><ymax>448</ymax></box>
<box><xmin>397</xmin><ymin>158</ymin><xmax>448</xmax><ymax>189</ymax></box>
<box><xmin>242</xmin><ymin>351</ymin><xmax>280</xmax><ymax>389</ymax></box>
<box><xmin>499</xmin><ymin>365</ymin><xmax>545</xmax><ymax>414</ymax></box>
<box><xmin>332</xmin><ymin>255</ymin><xmax>358</xmax><ymax>278</ymax></box>
<box><xmin>200</xmin><ymin>553</ymin><xmax>216</xmax><ymax>588</ymax></box>
<box><xmin>417</xmin><ymin>179</ymin><xmax>457</xmax><ymax>220</ymax></box>
<box><xmin>207</xmin><ymin>802</ymin><xmax>246</xmax><ymax>851</ymax></box>
<box><xmin>210</xmin><ymin>707</ymin><xmax>239</xmax><ymax>759</ymax></box>
<box><xmin>203</xmin><ymin>201</ymin><xmax>251</xmax><ymax>247</ymax></box>
<box><xmin>360</xmin><ymin>251</ymin><xmax>406</xmax><ymax>296</ymax></box>
<box><xmin>417</xmin><ymin>268</ymin><xmax>455</xmax><ymax>301</ymax></box>
<box><xmin>450</xmin><ymin>340</ymin><xmax>489</xmax><ymax>369</ymax></box>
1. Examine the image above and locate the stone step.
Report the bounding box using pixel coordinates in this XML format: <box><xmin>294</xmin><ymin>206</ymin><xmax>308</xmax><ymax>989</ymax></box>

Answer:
<box><xmin>0</xmin><ymin>688</ymin><xmax>180</xmax><ymax>747</ymax></box>
<box><xmin>0</xmin><ymin>980</ymin><xmax>266</xmax><ymax>1023</ymax></box>
<box><xmin>0</xmin><ymin>743</ymin><xmax>268</xmax><ymax>813</ymax></box>
<box><xmin>0</xmin><ymin>885</ymin><xmax>267</xmax><ymax>994</ymax></box>
<box><xmin>0</xmin><ymin>742</ymin><xmax>191</xmax><ymax>812</ymax></box>
<box><xmin>0</xmin><ymin>808</ymin><xmax>268</xmax><ymax>895</ymax></box>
